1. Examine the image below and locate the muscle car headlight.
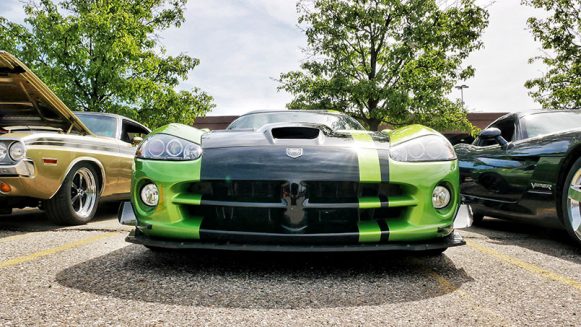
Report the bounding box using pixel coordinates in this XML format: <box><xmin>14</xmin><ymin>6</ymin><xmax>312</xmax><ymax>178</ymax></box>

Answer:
<box><xmin>390</xmin><ymin>135</ymin><xmax>456</xmax><ymax>162</ymax></box>
<box><xmin>8</xmin><ymin>142</ymin><xmax>26</xmax><ymax>161</ymax></box>
<box><xmin>0</xmin><ymin>143</ymin><xmax>7</xmax><ymax>161</ymax></box>
<box><xmin>136</xmin><ymin>134</ymin><xmax>202</xmax><ymax>161</ymax></box>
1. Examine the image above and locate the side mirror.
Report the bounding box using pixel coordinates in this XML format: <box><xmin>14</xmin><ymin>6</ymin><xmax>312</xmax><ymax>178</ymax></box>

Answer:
<box><xmin>380</xmin><ymin>128</ymin><xmax>391</xmax><ymax>135</ymax></box>
<box><xmin>479</xmin><ymin>128</ymin><xmax>509</xmax><ymax>149</ymax></box>
<box><xmin>131</xmin><ymin>136</ymin><xmax>143</xmax><ymax>146</ymax></box>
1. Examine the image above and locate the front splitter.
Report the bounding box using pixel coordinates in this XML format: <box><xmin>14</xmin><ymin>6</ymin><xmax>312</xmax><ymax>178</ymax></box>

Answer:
<box><xmin>125</xmin><ymin>230</ymin><xmax>465</xmax><ymax>253</ymax></box>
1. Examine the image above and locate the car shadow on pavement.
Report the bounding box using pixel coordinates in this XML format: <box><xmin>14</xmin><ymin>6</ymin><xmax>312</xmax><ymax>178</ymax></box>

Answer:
<box><xmin>56</xmin><ymin>245</ymin><xmax>473</xmax><ymax>309</ymax></box>
<box><xmin>465</xmin><ymin>218</ymin><xmax>581</xmax><ymax>263</ymax></box>
<box><xmin>0</xmin><ymin>202</ymin><xmax>120</xmax><ymax>236</ymax></box>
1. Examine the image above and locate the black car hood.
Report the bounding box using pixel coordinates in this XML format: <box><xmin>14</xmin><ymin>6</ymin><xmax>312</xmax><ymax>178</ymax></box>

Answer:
<box><xmin>199</xmin><ymin>123</ymin><xmax>390</xmax><ymax>182</ymax></box>
<box><xmin>201</xmin><ymin>123</ymin><xmax>389</xmax><ymax>150</ymax></box>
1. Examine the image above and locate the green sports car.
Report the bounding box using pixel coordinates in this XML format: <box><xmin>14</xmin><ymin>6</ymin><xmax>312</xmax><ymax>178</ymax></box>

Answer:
<box><xmin>119</xmin><ymin>110</ymin><xmax>464</xmax><ymax>253</ymax></box>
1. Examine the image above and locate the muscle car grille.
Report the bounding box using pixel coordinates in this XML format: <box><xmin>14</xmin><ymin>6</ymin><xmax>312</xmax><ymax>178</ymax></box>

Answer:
<box><xmin>178</xmin><ymin>180</ymin><xmax>410</xmax><ymax>234</ymax></box>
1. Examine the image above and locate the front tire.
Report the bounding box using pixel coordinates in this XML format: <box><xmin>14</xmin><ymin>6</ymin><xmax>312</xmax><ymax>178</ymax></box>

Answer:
<box><xmin>45</xmin><ymin>163</ymin><xmax>100</xmax><ymax>225</ymax></box>
<box><xmin>469</xmin><ymin>205</ymin><xmax>485</xmax><ymax>225</ymax></box>
<box><xmin>561</xmin><ymin>157</ymin><xmax>581</xmax><ymax>245</ymax></box>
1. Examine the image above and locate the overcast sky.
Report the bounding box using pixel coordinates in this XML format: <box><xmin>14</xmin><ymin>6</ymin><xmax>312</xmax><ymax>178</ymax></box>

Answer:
<box><xmin>1</xmin><ymin>0</ymin><xmax>548</xmax><ymax>115</ymax></box>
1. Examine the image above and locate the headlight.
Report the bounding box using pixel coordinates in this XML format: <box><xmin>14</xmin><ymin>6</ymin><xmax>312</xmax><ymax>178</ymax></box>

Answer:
<box><xmin>0</xmin><ymin>143</ymin><xmax>7</xmax><ymax>161</ymax></box>
<box><xmin>390</xmin><ymin>135</ymin><xmax>456</xmax><ymax>162</ymax></box>
<box><xmin>136</xmin><ymin>134</ymin><xmax>202</xmax><ymax>161</ymax></box>
<box><xmin>9</xmin><ymin>142</ymin><xmax>26</xmax><ymax>161</ymax></box>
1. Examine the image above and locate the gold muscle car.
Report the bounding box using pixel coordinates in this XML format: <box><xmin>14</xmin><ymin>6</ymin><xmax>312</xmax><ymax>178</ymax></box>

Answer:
<box><xmin>0</xmin><ymin>51</ymin><xmax>150</xmax><ymax>225</ymax></box>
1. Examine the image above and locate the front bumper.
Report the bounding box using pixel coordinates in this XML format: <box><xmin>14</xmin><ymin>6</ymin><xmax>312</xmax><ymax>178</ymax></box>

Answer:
<box><xmin>119</xmin><ymin>200</ymin><xmax>465</xmax><ymax>251</ymax></box>
<box><xmin>0</xmin><ymin>160</ymin><xmax>35</xmax><ymax>177</ymax></box>
<box><xmin>125</xmin><ymin>228</ymin><xmax>465</xmax><ymax>252</ymax></box>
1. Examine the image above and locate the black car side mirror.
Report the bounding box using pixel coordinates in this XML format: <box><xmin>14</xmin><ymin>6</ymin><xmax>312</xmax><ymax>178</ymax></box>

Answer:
<box><xmin>479</xmin><ymin>127</ymin><xmax>509</xmax><ymax>149</ymax></box>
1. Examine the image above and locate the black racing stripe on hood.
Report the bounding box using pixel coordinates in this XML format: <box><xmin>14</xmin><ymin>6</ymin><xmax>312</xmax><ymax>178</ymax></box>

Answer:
<box><xmin>379</xmin><ymin>149</ymin><xmax>390</xmax><ymax>182</ymax></box>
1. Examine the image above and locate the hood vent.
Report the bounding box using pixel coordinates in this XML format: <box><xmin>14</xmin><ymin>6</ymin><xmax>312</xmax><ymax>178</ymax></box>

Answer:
<box><xmin>271</xmin><ymin>127</ymin><xmax>320</xmax><ymax>140</ymax></box>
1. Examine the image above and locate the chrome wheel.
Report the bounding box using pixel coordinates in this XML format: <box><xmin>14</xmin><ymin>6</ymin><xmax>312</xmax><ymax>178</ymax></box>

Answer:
<box><xmin>566</xmin><ymin>167</ymin><xmax>581</xmax><ymax>240</ymax></box>
<box><xmin>70</xmin><ymin>167</ymin><xmax>97</xmax><ymax>219</ymax></box>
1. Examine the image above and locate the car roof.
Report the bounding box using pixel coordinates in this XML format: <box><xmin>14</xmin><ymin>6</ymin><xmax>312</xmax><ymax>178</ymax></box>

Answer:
<box><xmin>239</xmin><ymin>109</ymin><xmax>345</xmax><ymax>117</ymax></box>
<box><xmin>488</xmin><ymin>110</ymin><xmax>581</xmax><ymax>127</ymax></box>
<box><xmin>517</xmin><ymin>109</ymin><xmax>581</xmax><ymax>119</ymax></box>
<box><xmin>74</xmin><ymin>111</ymin><xmax>148</xmax><ymax>130</ymax></box>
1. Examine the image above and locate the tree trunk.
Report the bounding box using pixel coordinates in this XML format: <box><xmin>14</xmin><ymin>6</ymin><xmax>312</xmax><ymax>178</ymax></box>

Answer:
<box><xmin>367</xmin><ymin>98</ymin><xmax>380</xmax><ymax>131</ymax></box>
<box><xmin>368</xmin><ymin>119</ymin><xmax>381</xmax><ymax>131</ymax></box>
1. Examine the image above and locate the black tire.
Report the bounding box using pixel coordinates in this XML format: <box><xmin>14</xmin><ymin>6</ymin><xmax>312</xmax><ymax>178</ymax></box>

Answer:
<box><xmin>560</xmin><ymin>157</ymin><xmax>581</xmax><ymax>245</ymax></box>
<box><xmin>45</xmin><ymin>163</ymin><xmax>100</xmax><ymax>225</ymax></box>
<box><xmin>467</xmin><ymin>205</ymin><xmax>484</xmax><ymax>225</ymax></box>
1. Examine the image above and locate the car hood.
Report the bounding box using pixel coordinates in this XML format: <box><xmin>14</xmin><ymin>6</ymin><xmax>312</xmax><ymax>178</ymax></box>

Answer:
<box><xmin>201</xmin><ymin>122</ymin><xmax>390</xmax><ymax>150</ymax></box>
<box><xmin>0</xmin><ymin>51</ymin><xmax>91</xmax><ymax>135</ymax></box>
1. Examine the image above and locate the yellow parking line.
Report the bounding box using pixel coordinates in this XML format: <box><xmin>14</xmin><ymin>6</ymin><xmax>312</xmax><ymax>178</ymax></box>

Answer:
<box><xmin>0</xmin><ymin>232</ymin><xmax>119</xmax><ymax>269</ymax></box>
<box><xmin>428</xmin><ymin>270</ymin><xmax>513</xmax><ymax>325</ymax></box>
<box><xmin>467</xmin><ymin>240</ymin><xmax>581</xmax><ymax>292</ymax></box>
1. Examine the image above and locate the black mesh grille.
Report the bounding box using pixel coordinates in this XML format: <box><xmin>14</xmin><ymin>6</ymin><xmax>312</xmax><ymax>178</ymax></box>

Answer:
<box><xmin>189</xmin><ymin>180</ymin><xmax>284</xmax><ymax>202</ymax></box>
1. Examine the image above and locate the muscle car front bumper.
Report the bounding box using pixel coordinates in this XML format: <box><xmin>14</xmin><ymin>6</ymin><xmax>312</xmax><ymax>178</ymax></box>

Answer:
<box><xmin>0</xmin><ymin>160</ymin><xmax>35</xmax><ymax>177</ymax></box>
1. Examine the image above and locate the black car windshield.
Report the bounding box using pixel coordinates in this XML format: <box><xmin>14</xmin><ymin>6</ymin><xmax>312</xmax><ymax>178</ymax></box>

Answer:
<box><xmin>227</xmin><ymin>112</ymin><xmax>365</xmax><ymax>131</ymax></box>
<box><xmin>76</xmin><ymin>114</ymin><xmax>117</xmax><ymax>138</ymax></box>
<box><xmin>521</xmin><ymin>112</ymin><xmax>581</xmax><ymax>139</ymax></box>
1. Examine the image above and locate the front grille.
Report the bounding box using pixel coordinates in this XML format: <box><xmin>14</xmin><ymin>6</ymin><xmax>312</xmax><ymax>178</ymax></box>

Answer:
<box><xmin>305</xmin><ymin>181</ymin><xmax>402</xmax><ymax>203</ymax></box>
<box><xmin>182</xmin><ymin>180</ymin><xmax>409</xmax><ymax>234</ymax></box>
<box><xmin>189</xmin><ymin>180</ymin><xmax>284</xmax><ymax>203</ymax></box>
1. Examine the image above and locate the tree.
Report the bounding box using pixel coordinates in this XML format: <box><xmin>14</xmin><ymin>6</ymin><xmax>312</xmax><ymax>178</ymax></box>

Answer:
<box><xmin>0</xmin><ymin>0</ymin><xmax>214</xmax><ymax>128</ymax></box>
<box><xmin>523</xmin><ymin>0</ymin><xmax>580</xmax><ymax>109</ymax></box>
<box><xmin>278</xmin><ymin>0</ymin><xmax>488</xmax><ymax>131</ymax></box>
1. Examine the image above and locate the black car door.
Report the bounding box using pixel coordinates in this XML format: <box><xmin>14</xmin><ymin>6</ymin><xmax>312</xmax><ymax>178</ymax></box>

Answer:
<box><xmin>456</xmin><ymin>115</ymin><xmax>535</xmax><ymax>203</ymax></box>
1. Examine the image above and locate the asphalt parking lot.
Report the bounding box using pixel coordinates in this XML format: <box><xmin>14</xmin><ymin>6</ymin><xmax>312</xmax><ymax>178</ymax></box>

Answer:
<box><xmin>0</xmin><ymin>206</ymin><xmax>580</xmax><ymax>326</ymax></box>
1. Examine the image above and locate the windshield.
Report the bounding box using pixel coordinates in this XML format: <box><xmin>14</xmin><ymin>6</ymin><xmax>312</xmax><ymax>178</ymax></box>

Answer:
<box><xmin>76</xmin><ymin>114</ymin><xmax>118</xmax><ymax>138</ymax></box>
<box><xmin>228</xmin><ymin>112</ymin><xmax>365</xmax><ymax>131</ymax></box>
<box><xmin>521</xmin><ymin>112</ymin><xmax>581</xmax><ymax>139</ymax></box>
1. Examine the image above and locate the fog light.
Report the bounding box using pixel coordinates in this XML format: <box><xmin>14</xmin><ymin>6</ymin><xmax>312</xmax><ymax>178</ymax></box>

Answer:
<box><xmin>432</xmin><ymin>185</ymin><xmax>451</xmax><ymax>209</ymax></box>
<box><xmin>140</xmin><ymin>183</ymin><xmax>159</xmax><ymax>207</ymax></box>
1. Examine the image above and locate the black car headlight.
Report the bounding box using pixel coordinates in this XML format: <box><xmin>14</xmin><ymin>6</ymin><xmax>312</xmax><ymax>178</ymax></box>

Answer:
<box><xmin>390</xmin><ymin>135</ymin><xmax>456</xmax><ymax>162</ymax></box>
<box><xmin>136</xmin><ymin>134</ymin><xmax>202</xmax><ymax>161</ymax></box>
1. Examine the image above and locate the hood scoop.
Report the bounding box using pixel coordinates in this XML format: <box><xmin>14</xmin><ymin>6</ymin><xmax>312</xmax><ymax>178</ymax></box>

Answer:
<box><xmin>271</xmin><ymin>126</ymin><xmax>320</xmax><ymax>140</ymax></box>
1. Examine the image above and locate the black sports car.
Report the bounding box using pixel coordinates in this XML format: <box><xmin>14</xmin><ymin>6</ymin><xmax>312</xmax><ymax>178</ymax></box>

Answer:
<box><xmin>455</xmin><ymin>110</ymin><xmax>581</xmax><ymax>244</ymax></box>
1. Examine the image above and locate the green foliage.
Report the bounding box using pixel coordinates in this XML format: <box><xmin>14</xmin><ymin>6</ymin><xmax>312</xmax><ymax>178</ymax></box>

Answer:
<box><xmin>523</xmin><ymin>0</ymin><xmax>580</xmax><ymax>109</ymax></box>
<box><xmin>279</xmin><ymin>0</ymin><xmax>488</xmax><ymax>131</ymax></box>
<box><xmin>0</xmin><ymin>0</ymin><xmax>214</xmax><ymax>128</ymax></box>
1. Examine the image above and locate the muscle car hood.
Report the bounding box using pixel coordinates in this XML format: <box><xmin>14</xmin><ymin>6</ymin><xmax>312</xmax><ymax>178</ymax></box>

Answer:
<box><xmin>0</xmin><ymin>51</ymin><xmax>91</xmax><ymax>135</ymax></box>
<box><xmin>201</xmin><ymin>123</ymin><xmax>390</xmax><ymax>150</ymax></box>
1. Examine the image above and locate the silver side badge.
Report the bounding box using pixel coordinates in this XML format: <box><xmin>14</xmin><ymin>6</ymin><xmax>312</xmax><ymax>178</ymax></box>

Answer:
<box><xmin>286</xmin><ymin>148</ymin><xmax>303</xmax><ymax>158</ymax></box>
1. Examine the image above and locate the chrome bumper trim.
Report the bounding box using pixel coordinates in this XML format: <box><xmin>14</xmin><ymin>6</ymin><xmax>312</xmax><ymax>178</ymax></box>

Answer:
<box><xmin>0</xmin><ymin>160</ymin><xmax>35</xmax><ymax>177</ymax></box>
